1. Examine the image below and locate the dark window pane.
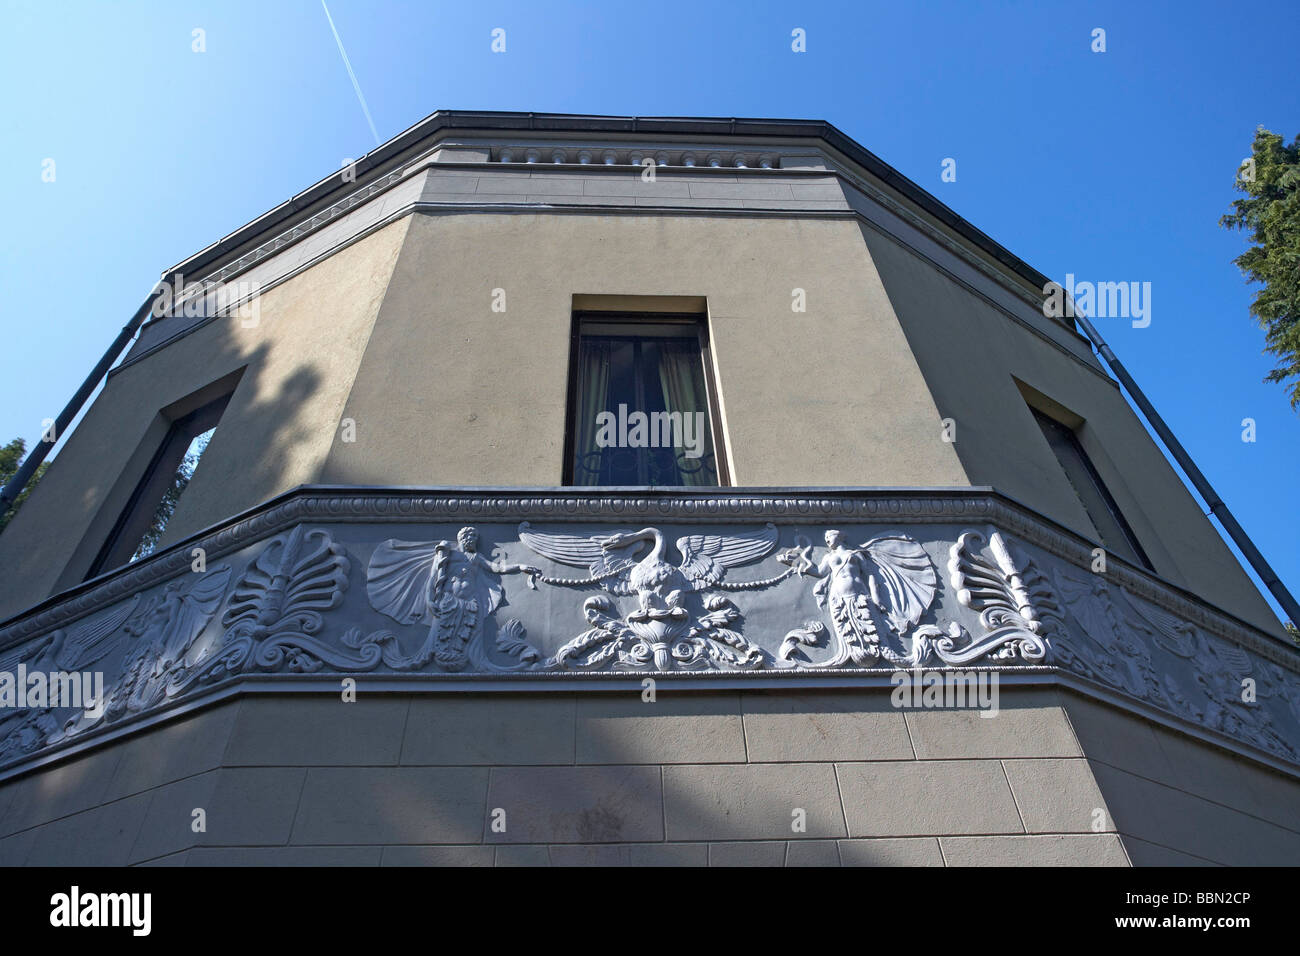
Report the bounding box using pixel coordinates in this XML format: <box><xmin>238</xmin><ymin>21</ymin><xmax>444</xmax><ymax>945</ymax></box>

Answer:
<box><xmin>1032</xmin><ymin>408</ymin><xmax>1152</xmax><ymax>569</ymax></box>
<box><xmin>87</xmin><ymin>394</ymin><xmax>230</xmax><ymax>578</ymax></box>
<box><xmin>570</xmin><ymin>320</ymin><xmax>720</xmax><ymax>487</ymax></box>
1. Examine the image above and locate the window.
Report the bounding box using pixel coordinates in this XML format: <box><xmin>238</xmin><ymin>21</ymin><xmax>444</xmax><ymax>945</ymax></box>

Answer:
<box><xmin>565</xmin><ymin>314</ymin><xmax>726</xmax><ymax>486</ymax></box>
<box><xmin>1031</xmin><ymin>407</ymin><xmax>1152</xmax><ymax>569</ymax></box>
<box><xmin>86</xmin><ymin>393</ymin><xmax>230</xmax><ymax>577</ymax></box>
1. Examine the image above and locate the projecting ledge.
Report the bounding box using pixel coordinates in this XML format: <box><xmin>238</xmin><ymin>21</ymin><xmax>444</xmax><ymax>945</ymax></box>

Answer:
<box><xmin>0</xmin><ymin>487</ymin><xmax>1296</xmax><ymax>779</ymax></box>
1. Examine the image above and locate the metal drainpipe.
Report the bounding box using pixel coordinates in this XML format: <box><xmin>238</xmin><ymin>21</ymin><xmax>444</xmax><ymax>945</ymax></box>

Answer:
<box><xmin>0</xmin><ymin>293</ymin><xmax>157</xmax><ymax>516</ymax></box>
<box><xmin>1071</xmin><ymin>310</ymin><xmax>1300</xmax><ymax>628</ymax></box>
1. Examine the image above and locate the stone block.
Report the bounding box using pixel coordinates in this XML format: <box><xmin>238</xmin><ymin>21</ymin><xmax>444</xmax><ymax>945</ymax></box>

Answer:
<box><xmin>495</xmin><ymin>844</ymin><xmax>550</xmax><ymax>866</ymax></box>
<box><xmin>576</xmin><ymin>692</ymin><xmax>744</xmax><ymax>764</ymax></box>
<box><xmin>581</xmin><ymin>179</ymin><xmax>692</xmax><ymax>198</ymax></box>
<box><xmin>904</xmin><ymin>688</ymin><xmax>1081</xmax><ymax>759</ymax></box>
<box><xmin>785</xmin><ymin>839</ymin><xmax>841</xmax><ymax>866</ymax></box>
<box><xmin>709</xmin><ymin>841</ymin><xmax>786</xmax><ymax>866</ymax></box>
<box><xmin>485</xmin><ymin>765</ymin><xmax>663</xmax><ymax>844</ymax></box>
<box><xmin>742</xmin><ymin>691</ymin><xmax>912</xmax><ymax>762</ymax></box>
<box><xmin>224</xmin><ymin>696</ymin><xmax>408</xmax><ymax>766</ymax></box>
<box><xmin>291</xmin><ymin>767</ymin><xmax>488</xmax><ymax>846</ymax></box>
<box><xmin>130</xmin><ymin>767</ymin><xmax>305</xmax><ymax>862</ymax></box>
<box><xmin>836</xmin><ymin>760</ymin><xmax>1022</xmax><ymax>837</ymax></box>
<box><xmin>26</xmin><ymin>792</ymin><xmax>151</xmax><ymax>866</ymax></box>
<box><xmin>188</xmin><ymin>846</ymin><xmax>382</xmax><ymax>865</ymax></box>
<box><xmin>687</xmin><ymin>182</ymin><xmax>794</xmax><ymax>201</ymax></box>
<box><xmin>1061</xmin><ymin>693</ymin><xmax>1176</xmax><ymax>780</ymax></box>
<box><xmin>0</xmin><ymin>745</ymin><xmax>122</xmax><ymax>834</ymax></box>
<box><xmin>106</xmin><ymin>702</ymin><xmax>240</xmax><ymax>798</ymax></box>
<box><xmin>403</xmin><ymin>695</ymin><xmax>575</xmax><ymax>765</ymax></box>
<box><xmin>1121</xmin><ymin>836</ymin><xmax>1218</xmax><ymax>867</ymax></box>
<box><xmin>381</xmin><ymin>845</ymin><xmax>495</xmax><ymax>866</ymax></box>
<box><xmin>940</xmin><ymin>834</ymin><xmax>1129</xmax><ymax>866</ymax></box>
<box><xmin>664</xmin><ymin>763</ymin><xmax>845</xmax><ymax>841</ymax></box>
<box><xmin>1002</xmin><ymin>758</ymin><xmax>1113</xmax><ymax>833</ymax></box>
<box><xmin>838</xmin><ymin>837</ymin><xmax>944</xmax><ymax>866</ymax></box>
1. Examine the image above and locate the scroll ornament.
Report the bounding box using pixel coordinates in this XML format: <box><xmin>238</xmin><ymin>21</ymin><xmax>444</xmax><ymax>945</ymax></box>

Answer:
<box><xmin>941</xmin><ymin>531</ymin><xmax>1059</xmax><ymax>664</ymax></box>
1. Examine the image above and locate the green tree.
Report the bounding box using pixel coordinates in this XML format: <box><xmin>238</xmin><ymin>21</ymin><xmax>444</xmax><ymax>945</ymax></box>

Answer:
<box><xmin>1221</xmin><ymin>128</ymin><xmax>1300</xmax><ymax>409</ymax></box>
<box><xmin>0</xmin><ymin>438</ymin><xmax>50</xmax><ymax>533</ymax></box>
<box><xmin>129</xmin><ymin>431</ymin><xmax>211</xmax><ymax>561</ymax></box>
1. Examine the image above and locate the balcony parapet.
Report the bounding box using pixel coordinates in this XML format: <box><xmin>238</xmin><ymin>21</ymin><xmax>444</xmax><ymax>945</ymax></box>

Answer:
<box><xmin>1</xmin><ymin>487</ymin><xmax>1296</xmax><ymax>779</ymax></box>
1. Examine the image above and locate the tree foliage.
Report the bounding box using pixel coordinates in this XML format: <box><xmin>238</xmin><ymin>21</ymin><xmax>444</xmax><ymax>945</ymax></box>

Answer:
<box><xmin>0</xmin><ymin>438</ymin><xmax>50</xmax><ymax>533</ymax></box>
<box><xmin>1221</xmin><ymin>128</ymin><xmax>1300</xmax><ymax>409</ymax></box>
<box><xmin>129</xmin><ymin>428</ymin><xmax>213</xmax><ymax>562</ymax></box>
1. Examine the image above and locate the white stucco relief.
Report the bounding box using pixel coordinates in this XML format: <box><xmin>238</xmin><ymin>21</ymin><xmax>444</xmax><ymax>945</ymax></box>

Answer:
<box><xmin>0</xmin><ymin>493</ymin><xmax>1296</xmax><ymax>772</ymax></box>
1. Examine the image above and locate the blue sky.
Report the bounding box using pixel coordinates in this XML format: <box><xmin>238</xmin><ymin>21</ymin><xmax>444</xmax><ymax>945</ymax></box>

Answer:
<box><xmin>2</xmin><ymin>0</ymin><xmax>1297</xmax><ymax>621</ymax></box>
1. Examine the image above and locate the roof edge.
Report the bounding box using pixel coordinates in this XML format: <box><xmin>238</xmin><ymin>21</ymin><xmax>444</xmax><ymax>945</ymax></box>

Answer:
<box><xmin>161</xmin><ymin>110</ymin><xmax>1052</xmax><ymax>296</ymax></box>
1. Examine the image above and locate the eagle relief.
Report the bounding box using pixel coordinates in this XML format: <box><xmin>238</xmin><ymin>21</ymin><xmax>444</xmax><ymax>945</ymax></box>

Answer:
<box><xmin>511</xmin><ymin>522</ymin><xmax>790</xmax><ymax>671</ymax></box>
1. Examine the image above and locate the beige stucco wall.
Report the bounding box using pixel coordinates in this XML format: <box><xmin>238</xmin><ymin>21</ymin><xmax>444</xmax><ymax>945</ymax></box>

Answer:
<box><xmin>322</xmin><ymin>210</ymin><xmax>969</xmax><ymax>488</ymax></box>
<box><xmin>0</xmin><ymin>218</ymin><xmax>411</xmax><ymax>621</ymax></box>
<box><xmin>0</xmin><ymin>195</ymin><xmax>1278</xmax><ymax>638</ymax></box>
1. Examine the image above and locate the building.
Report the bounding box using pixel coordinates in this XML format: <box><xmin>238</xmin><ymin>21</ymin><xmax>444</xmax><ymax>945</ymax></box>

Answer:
<box><xmin>0</xmin><ymin>111</ymin><xmax>1296</xmax><ymax>866</ymax></box>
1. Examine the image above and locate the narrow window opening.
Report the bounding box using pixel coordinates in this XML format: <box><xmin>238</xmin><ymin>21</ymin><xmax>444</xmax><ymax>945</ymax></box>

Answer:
<box><xmin>1031</xmin><ymin>407</ymin><xmax>1152</xmax><ymax>570</ymax></box>
<box><xmin>86</xmin><ymin>393</ymin><xmax>230</xmax><ymax>577</ymax></box>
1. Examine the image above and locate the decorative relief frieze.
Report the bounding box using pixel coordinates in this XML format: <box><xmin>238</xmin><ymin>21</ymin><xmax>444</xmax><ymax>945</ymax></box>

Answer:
<box><xmin>945</xmin><ymin>531</ymin><xmax>1056</xmax><ymax>664</ymax></box>
<box><xmin>0</xmin><ymin>491</ymin><xmax>1296</xmax><ymax>774</ymax></box>
<box><xmin>365</xmin><ymin>526</ymin><xmax>538</xmax><ymax>672</ymax></box>
<box><xmin>508</xmin><ymin>522</ymin><xmax>785</xmax><ymax>670</ymax></box>
<box><xmin>777</xmin><ymin>531</ymin><xmax>939</xmax><ymax>668</ymax></box>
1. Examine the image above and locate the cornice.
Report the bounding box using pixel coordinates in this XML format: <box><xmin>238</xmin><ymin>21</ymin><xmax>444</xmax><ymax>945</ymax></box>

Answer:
<box><xmin>154</xmin><ymin>110</ymin><xmax>1053</xmax><ymax>317</ymax></box>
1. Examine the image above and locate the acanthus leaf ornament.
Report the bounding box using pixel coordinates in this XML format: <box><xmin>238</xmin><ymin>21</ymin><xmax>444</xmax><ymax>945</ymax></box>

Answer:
<box><xmin>187</xmin><ymin>526</ymin><xmax>383</xmax><ymax>684</ymax></box>
<box><xmin>943</xmin><ymin>531</ymin><xmax>1058</xmax><ymax>664</ymax></box>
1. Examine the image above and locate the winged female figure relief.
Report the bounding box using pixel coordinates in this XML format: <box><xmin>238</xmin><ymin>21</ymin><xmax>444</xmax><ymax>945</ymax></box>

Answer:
<box><xmin>366</xmin><ymin>526</ymin><xmax>539</xmax><ymax>673</ymax></box>
<box><xmin>776</xmin><ymin>530</ymin><xmax>943</xmax><ymax>668</ymax></box>
<box><xmin>6</xmin><ymin>565</ymin><xmax>234</xmax><ymax>753</ymax></box>
<box><xmin>514</xmin><ymin>522</ymin><xmax>787</xmax><ymax>670</ymax></box>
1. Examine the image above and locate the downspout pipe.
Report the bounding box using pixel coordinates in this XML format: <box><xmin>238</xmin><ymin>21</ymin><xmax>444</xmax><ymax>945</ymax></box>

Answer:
<box><xmin>1073</xmin><ymin>311</ymin><xmax>1300</xmax><ymax>628</ymax></box>
<box><xmin>0</xmin><ymin>293</ymin><xmax>157</xmax><ymax>516</ymax></box>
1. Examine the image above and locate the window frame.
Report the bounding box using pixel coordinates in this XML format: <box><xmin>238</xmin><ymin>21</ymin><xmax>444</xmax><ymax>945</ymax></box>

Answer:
<box><xmin>562</xmin><ymin>311</ymin><xmax>730</xmax><ymax>487</ymax></box>
<box><xmin>1030</xmin><ymin>406</ymin><xmax>1153</xmax><ymax>570</ymax></box>
<box><xmin>85</xmin><ymin>392</ymin><xmax>230</xmax><ymax>577</ymax></box>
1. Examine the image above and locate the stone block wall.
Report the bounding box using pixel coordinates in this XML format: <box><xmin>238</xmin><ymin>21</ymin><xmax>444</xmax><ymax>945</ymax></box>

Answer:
<box><xmin>6</xmin><ymin>686</ymin><xmax>1289</xmax><ymax>866</ymax></box>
